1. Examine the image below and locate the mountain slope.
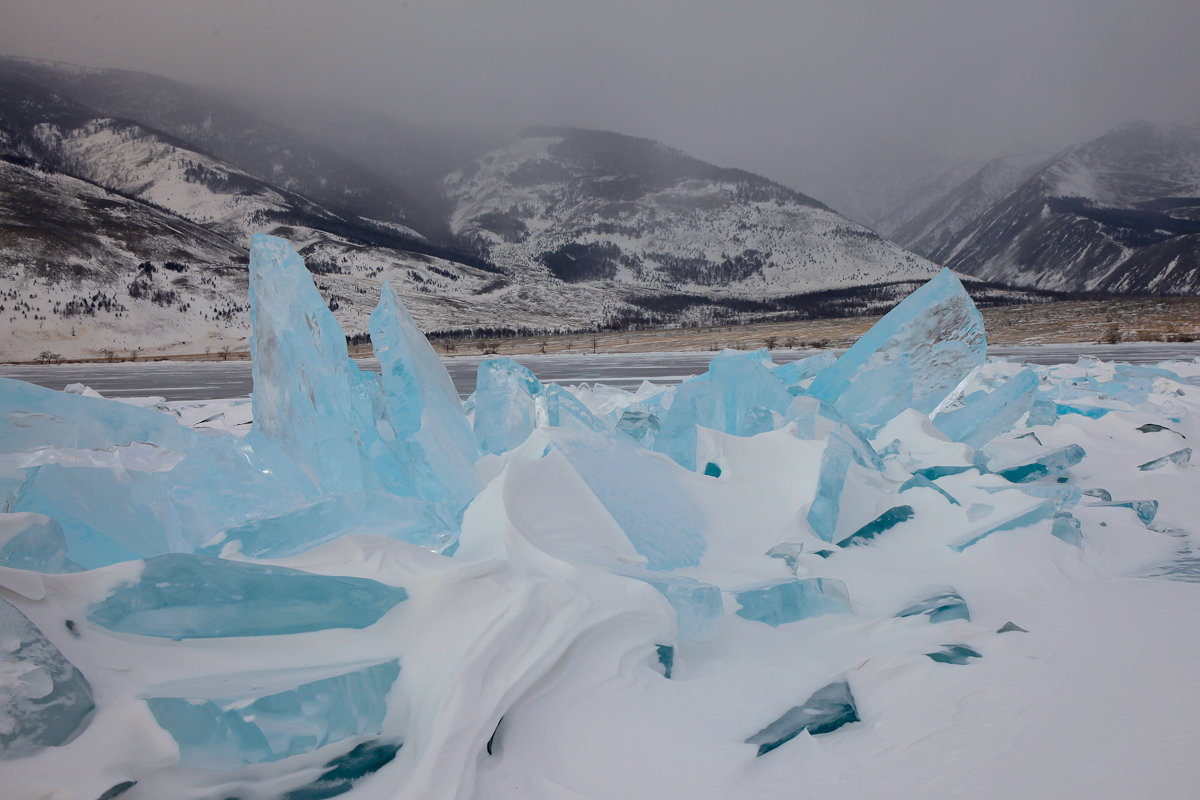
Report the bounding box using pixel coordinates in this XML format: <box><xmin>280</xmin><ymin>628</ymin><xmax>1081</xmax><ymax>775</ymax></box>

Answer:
<box><xmin>444</xmin><ymin>128</ymin><xmax>941</xmax><ymax>304</ymax></box>
<box><xmin>879</xmin><ymin>154</ymin><xmax>1048</xmax><ymax>257</ymax></box>
<box><xmin>0</xmin><ymin>56</ymin><xmax>446</xmax><ymax>239</ymax></box>
<box><xmin>933</xmin><ymin>122</ymin><xmax>1200</xmax><ymax>294</ymax></box>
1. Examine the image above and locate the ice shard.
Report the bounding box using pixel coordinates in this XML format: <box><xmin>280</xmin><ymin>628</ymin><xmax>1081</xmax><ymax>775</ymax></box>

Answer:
<box><xmin>926</xmin><ymin>644</ymin><xmax>982</xmax><ymax>665</ymax></box>
<box><xmin>707</xmin><ymin>349</ymin><xmax>793</xmax><ymax>435</ymax></box>
<box><xmin>896</xmin><ymin>590</ymin><xmax>970</xmax><ymax>623</ymax></box>
<box><xmin>197</xmin><ymin>491</ymin><xmax>458</xmax><ymax>559</ymax></box>
<box><xmin>87</xmin><ymin>555</ymin><xmax>407</xmax><ymax>638</ymax></box>
<box><xmin>745</xmin><ymin>680</ymin><xmax>859</xmax><ymax>756</ymax></box>
<box><xmin>1051</xmin><ymin>512</ymin><xmax>1083</xmax><ymax>547</ymax></box>
<box><xmin>836</xmin><ymin>506</ymin><xmax>915</xmax><ymax>547</ymax></box>
<box><xmin>473</xmin><ymin>358</ymin><xmax>543</xmax><ymax>455</ymax></box>
<box><xmin>807</xmin><ymin>269</ymin><xmax>985</xmax><ymax>429</ymax></box>
<box><xmin>279</xmin><ymin>739</ymin><xmax>403</xmax><ymax>800</ymax></box>
<box><xmin>245</xmin><ymin>234</ymin><xmax>370</xmax><ymax>496</ymax></box>
<box><xmin>653</xmin><ymin>376</ymin><xmax>718</xmax><ymax>470</ymax></box>
<box><xmin>618</xmin><ymin>569</ymin><xmax>724</xmax><ymax>641</ymax></box>
<box><xmin>370</xmin><ymin>281</ymin><xmax>481</xmax><ymax>512</ymax></box>
<box><xmin>146</xmin><ymin>660</ymin><xmax>400</xmax><ymax>769</ymax></box>
<box><xmin>933</xmin><ymin>369</ymin><xmax>1039</xmax><ymax>449</ymax></box>
<box><xmin>734</xmin><ymin>578</ymin><xmax>851</xmax><ymax>626</ymax></box>
<box><xmin>559</xmin><ymin>436</ymin><xmax>708</xmax><ymax>571</ymax></box>
<box><xmin>1137</xmin><ymin>448</ymin><xmax>1192</xmax><ymax>471</ymax></box>
<box><xmin>0</xmin><ymin>598</ymin><xmax>94</xmax><ymax>759</ymax></box>
<box><xmin>990</xmin><ymin>444</ymin><xmax>1086</xmax><ymax>483</ymax></box>
<box><xmin>0</xmin><ymin>512</ymin><xmax>76</xmax><ymax>573</ymax></box>
<box><xmin>773</xmin><ymin>352</ymin><xmax>836</xmax><ymax>392</ymax></box>
<box><xmin>616</xmin><ymin>410</ymin><xmax>661</xmax><ymax>447</ymax></box>
<box><xmin>545</xmin><ymin>383</ymin><xmax>607</xmax><ymax>434</ymax></box>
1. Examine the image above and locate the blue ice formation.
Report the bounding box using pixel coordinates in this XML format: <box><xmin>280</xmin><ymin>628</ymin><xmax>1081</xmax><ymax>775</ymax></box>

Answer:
<box><xmin>836</xmin><ymin>506</ymin><xmax>915</xmax><ymax>547</ymax></box>
<box><xmin>371</xmin><ymin>282</ymin><xmax>480</xmax><ymax>512</ymax></box>
<box><xmin>279</xmin><ymin>739</ymin><xmax>403</xmax><ymax>800</ymax></box>
<box><xmin>245</xmin><ymin>235</ymin><xmax>372</xmax><ymax>497</ymax></box>
<box><xmin>773</xmin><ymin>351</ymin><xmax>836</xmax><ymax>392</ymax></box>
<box><xmin>734</xmin><ymin>578</ymin><xmax>851</xmax><ymax>626</ymax></box>
<box><xmin>0</xmin><ymin>598</ymin><xmax>94</xmax><ymax>759</ymax></box>
<box><xmin>1088</xmin><ymin>499</ymin><xmax>1159</xmax><ymax>526</ymax></box>
<box><xmin>0</xmin><ymin>512</ymin><xmax>77</xmax><ymax>573</ymax></box>
<box><xmin>990</xmin><ymin>444</ymin><xmax>1086</xmax><ymax>483</ymax></box>
<box><xmin>545</xmin><ymin>384</ymin><xmax>607</xmax><ymax>434</ymax></box>
<box><xmin>615</xmin><ymin>410</ymin><xmax>661</xmax><ymax>446</ymax></box>
<box><xmin>1138</xmin><ymin>447</ymin><xmax>1192</xmax><ymax>471</ymax></box>
<box><xmin>1051</xmin><ymin>513</ymin><xmax>1083</xmax><ymax>547</ymax></box>
<box><xmin>0</xmin><ymin>378</ymin><xmax>309</xmax><ymax>569</ymax></box>
<box><xmin>807</xmin><ymin>269</ymin><xmax>985</xmax><ymax>429</ymax></box>
<box><xmin>619</xmin><ymin>569</ymin><xmax>724</xmax><ymax>641</ymax></box>
<box><xmin>951</xmin><ymin>502</ymin><xmax>1056</xmax><ymax>552</ymax></box>
<box><xmin>926</xmin><ymin>644</ymin><xmax>982</xmax><ymax>665</ymax></box>
<box><xmin>745</xmin><ymin>680</ymin><xmax>859</xmax><ymax>756</ymax></box>
<box><xmin>146</xmin><ymin>660</ymin><xmax>400</xmax><ymax>770</ymax></box>
<box><xmin>807</xmin><ymin>435</ymin><xmax>856</xmax><ymax>542</ymax></box>
<box><xmin>196</xmin><ymin>491</ymin><xmax>458</xmax><ymax>558</ymax></box>
<box><xmin>933</xmin><ymin>369</ymin><xmax>1039</xmax><ymax>449</ymax></box>
<box><xmin>87</xmin><ymin>555</ymin><xmax>407</xmax><ymax>638</ymax></box>
<box><xmin>473</xmin><ymin>358</ymin><xmax>543</xmax><ymax>455</ymax></box>
<box><xmin>558</xmin><ymin>436</ymin><xmax>708</xmax><ymax>571</ymax></box>
<box><xmin>653</xmin><ymin>350</ymin><xmax>793</xmax><ymax>469</ymax></box>
<box><xmin>765</xmin><ymin>542</ymin><xmax>806</xmax><ymax>575</ymax></box>
<box><xmin>896</xmin><ymin>590</ymin><xmax>970</xmax><ymax>623</ymax></box>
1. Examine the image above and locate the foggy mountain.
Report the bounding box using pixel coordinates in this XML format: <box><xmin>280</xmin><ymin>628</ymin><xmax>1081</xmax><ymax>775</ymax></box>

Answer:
<box><xmin>3</xmin><ymin>57</ymin><xmax>1021</xmax><ymax>361</ymax></box>
<box><xmin>925</xmin><ymin>121</ymin><xmax>1200</xmax><ymax>294</ymax></box>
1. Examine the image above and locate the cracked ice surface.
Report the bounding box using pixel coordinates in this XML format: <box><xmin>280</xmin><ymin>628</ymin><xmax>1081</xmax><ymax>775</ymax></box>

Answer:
<box><xmin>2</xmin><ymin>238</ymin><xmax>1200</xmax><ymax>800</ymax></box>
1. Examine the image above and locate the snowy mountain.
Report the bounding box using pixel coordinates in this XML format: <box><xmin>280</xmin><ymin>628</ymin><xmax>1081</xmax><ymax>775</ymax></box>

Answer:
<box><xmin>0</xmin><ymin>56</ymin><xmax>445</xmax><ymax>239</ymax></box>
<box><xmin>444</xmin><ymin>128</ymin><xmax>942</xmax><ymax>309</ymax></box>
<box><xmin>930</xmin><ymin>122</ymin><xmax>1200</xmax><ymax>294</ymax></box>
<box><xmin>879</xmin><ymin>153</ymin><xmax>1049</xmax><ymax>258</ymax></box>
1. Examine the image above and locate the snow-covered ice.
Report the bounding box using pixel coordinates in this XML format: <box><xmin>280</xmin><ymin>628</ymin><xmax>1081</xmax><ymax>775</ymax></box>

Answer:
<box><xmin>2</xmin><ymin>236</ymin><xmax>1200</xmax><ymax>799</ymax></box>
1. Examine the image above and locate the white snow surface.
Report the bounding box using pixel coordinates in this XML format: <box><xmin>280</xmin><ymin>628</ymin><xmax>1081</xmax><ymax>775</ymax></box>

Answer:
<box><xmin>2</xmin><ymin>352</ymin><xmax>1200</xmax><ymax>799</ymax></box>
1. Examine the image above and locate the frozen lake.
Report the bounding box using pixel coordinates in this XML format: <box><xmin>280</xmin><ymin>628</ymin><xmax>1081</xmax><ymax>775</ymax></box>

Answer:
<box><xmin>3</xmin><ymin>342</ymin><xmax>1199</xmax><ymax>401</ymax></box>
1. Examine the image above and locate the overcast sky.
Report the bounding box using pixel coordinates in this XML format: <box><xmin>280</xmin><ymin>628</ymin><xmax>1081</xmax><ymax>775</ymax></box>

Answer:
<box><xmin>3</xmin><ymin>0</ymin><xmax>1199</xmax><ymax>218</ymax></box>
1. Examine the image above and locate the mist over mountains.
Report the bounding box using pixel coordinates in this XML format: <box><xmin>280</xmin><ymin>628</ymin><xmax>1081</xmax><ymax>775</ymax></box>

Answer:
<box><xmin>1</xmin><ymin>55</ymin><xmax>1198</xmax><ymax>360</ymax></box>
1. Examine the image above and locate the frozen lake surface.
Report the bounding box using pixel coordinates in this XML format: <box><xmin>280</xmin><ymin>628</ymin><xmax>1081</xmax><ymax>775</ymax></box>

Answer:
<box><xmin>4</xmin><ymin>342</ymin><xmax>1199</xmax><ymax>401</ymax></box>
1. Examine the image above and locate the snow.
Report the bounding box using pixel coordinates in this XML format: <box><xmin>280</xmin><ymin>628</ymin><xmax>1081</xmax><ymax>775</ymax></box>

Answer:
<box><xmin>2</xmin><ymin>238</ymin><xmax>1200</xmax><ymax>799</ymax></box>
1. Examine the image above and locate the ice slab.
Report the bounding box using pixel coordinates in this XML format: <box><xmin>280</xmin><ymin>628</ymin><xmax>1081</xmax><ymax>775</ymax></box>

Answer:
<box><xmin>545</xmin><ymin>384</ymin><xmax>608</xmax><ymax>434</ymax></box>
<box><xmin>896</xmin><ymin>590</ymin><xmax>970</xmax><ymax>623</ymax></box>
<box><xmin>926</xmin><ymin>644</ymin><xmax>982</xmax><ymax>665</ymax></box>
<box><xmin>473</xmin><ymin>358</ymin><xmax>543</xmax><ymax>455</ymax></box>
<box><xmin>197</xmin><ymin>491</ymin><xmax>458</xmax><ymax>558</ymax></box>
<box><xmin>0</xmin><ymin>598</ymin><xmax>94</xmax><ymax>759</ymax></box>
<box><xmin>371</xmin><ymin>281</ymin><xmax>481</xmax><ymax>512</ymax></box>
<box><xmin>619</xmin><ymin>569</ymin><xmax>724</xmax><ymax>641</ymax></box>
<box><xmin>0</xmin><ymin>512</ymin><xmax>76</xmax><ymax>573</ymax></box>
<box><xmin>279</xmin><ymin>739</ymin><xmax>403</xmax><ymax>800</ymax></box>
<box><xmin>1138</xmin><ymin>448</ymin><xmax>1192</xmax><ymax>471</ymax></box>
<box><xmin>615</xmin><ymin>410</ymin><xmax>661</xmax><ymax>447</ymax></box>
<box><xmin>1051</xmin><ymin>512</ymin><xmax>1083</xmax><ymax>547</ymax></box>
<box><xmin>88</xmin><ymin>555</ymin><xmax>407</xmax><ymax>638</ymax></box>
<box><xmin>146</xmin><ymin>660</ymin><xmax>400</xmax><ymax>770</ymax></box>
<box><xmin>1088</xmin><ymin>499</ymin><xmax>1159</xmax><ymax>526</ymax></box>
<box><xmin>807</xmin><ymin>269</ymin><xmax>985</xmax><ymax>429</ymax></box>
<box><xmin>745</xmin><ymin>680</ymin><xmax>859</xmax><ymax>756</ymax></box>
<box><xmin>734</xmin><ymin>578</ymin><xmax>851</xmax><ymax>626</ymax></box>
<box><xmin>655</xmin><ymin>644</ymin><xmax>675</xmax><ymax>679</ymax></box>
<box><xmin>245</xmin><ymin>234</ymin><xmax>370</xmax><ymax>496</ymax></box>
<box><xmin>836</xmin><ymin>506</ymin><xmax>915</xmax><ymax>548</ymax></box>
<box><xmin>933</xmin><ymin>369</ymin><xmax>1038</xmax><ymax>449</ymax></box>
<box><xmin>988</xmin><ymin>444</ymin><xmax>1087</xmax><ymax>484</ymax></box>
<box><xmin>765</xmin><ymin>542</ymin><xmax>806</xmax><ymax>575</ymax></box>
<box><xmin>773</xmin><ymin>352</ymin><xmax>836</xmax><ymax>391</ymax></box>
<box><xmin>558</xmin><ymin>436</ymin><xmax>708</xmax><ymax>571</ymax></box>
